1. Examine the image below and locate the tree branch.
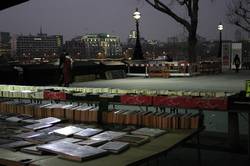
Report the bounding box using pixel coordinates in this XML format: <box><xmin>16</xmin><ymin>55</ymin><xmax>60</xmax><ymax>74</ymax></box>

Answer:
<box><xmin>145</xmin><ymin>0</ymin><xmax>191</xmax><ymax>31</ymax></box>
<box><xmin>235</xmin><ymin>21</ymin><xmax>250</xmax><ymax>32</ymax></box>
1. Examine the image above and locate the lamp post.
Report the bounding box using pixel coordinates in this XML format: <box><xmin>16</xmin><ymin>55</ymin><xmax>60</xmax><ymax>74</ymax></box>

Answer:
<box><xmin>132</xmin><ymin>8</ymin><xmax>144</xmax><ymax>60</ymax></box>
<box><xmin>218</xmin><ymin>22</ymin><xmax>223</xmax><ymax>59</ymax></box>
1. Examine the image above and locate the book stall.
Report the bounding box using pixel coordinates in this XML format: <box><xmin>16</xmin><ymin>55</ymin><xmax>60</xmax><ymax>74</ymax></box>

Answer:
<box><xmin>0</xmin><ymin>84</ymin><xmax>239</xmax><ymax>166</ymax></box>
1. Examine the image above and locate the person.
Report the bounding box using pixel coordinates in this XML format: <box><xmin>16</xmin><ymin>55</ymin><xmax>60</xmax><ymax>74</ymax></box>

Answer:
<box><xmin>233</xmin><ymin>54</ymin><xmax>240</xmax><ymax>73</ymax></box>
<box><xmin>58</xmin><ymin>51</ymin><xmax>73</xmax><ymax>87</ymax></box>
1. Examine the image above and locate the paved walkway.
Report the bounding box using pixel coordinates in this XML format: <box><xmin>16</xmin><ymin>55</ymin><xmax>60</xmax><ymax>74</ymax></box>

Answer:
<box><xmin>71</xmin><ymin>71</ymin><xmax>250</xmax><ymax>93</ymax></box>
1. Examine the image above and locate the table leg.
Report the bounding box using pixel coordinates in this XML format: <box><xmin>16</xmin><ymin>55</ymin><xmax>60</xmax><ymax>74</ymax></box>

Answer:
<box><xmin>228</xmin><ymin>112</ymin><xmax>240</xmax><ymax>151</ymax></box>
<box><xmin>248</xmin><ymin>112</ymin><xmax>250</xmax><ymax>160</ymax></box>
<box><xmin>197</xmin><ymin>133</ymin><xmax>202</xmax><ymax>166</ymax></box>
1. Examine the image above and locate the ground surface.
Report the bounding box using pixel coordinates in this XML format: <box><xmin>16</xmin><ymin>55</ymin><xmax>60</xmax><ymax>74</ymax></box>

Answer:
<box><xmin>71</xmin><ymin>70</ymin><xmax>250</xmax><ymax>93</ymax></box>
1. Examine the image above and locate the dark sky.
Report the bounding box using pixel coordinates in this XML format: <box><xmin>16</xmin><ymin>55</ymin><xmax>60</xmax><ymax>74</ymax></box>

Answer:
<box><xmin>0</xmin><ymin>0</ymin><xmax>239</xmax><ymax>42</ymax></box>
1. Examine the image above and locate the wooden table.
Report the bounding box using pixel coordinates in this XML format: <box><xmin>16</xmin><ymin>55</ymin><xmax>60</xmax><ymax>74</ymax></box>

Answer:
<box><xmin>0</xmin><ymin>128</ymin><xmax>204</xmax><ymax>166</ymax></box>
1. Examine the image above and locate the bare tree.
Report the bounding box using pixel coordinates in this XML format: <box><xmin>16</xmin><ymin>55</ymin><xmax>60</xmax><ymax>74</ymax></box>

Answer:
<box><xmin>227</xmin><ymin>0</ymin><xmax>250</xmax><ymax>32</ymax></box>
<box><xmin>145</xmin><ymin>0</ymin><xmax>199</xmax><ymax>64</ymax></box>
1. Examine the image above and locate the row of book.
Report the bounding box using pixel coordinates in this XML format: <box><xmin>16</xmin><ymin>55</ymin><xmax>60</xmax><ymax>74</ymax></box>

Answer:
<box><xmin>0</xmin><ymin>101</ymin><xmax>98</xmax><ymax>123</ymax></box>
<box><xmin>0</xmin><ymin>84</ymin><xmax>231</xmax><ymax>98</ymax></box>
<box><xmin>102</xmin><ymin>110</ymin><xmax>200</xmax><ymax>129</ymax></box>
<box><xmin>0</xmin><ymin>101</ymin><xmax>200</xmax><ymax>129</ymax></box>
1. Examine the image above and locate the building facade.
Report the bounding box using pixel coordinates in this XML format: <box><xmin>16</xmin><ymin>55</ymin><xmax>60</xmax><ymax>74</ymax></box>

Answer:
<box><xmin>82</xmin><ymin>33</ymin><xmax>122</xmax><ymax>58</ymax></box>
<box><xmin>16</xmin><ymin>32</ymin><xmax>63</xmax><ymax>57</ymax></box>
<box><xmin>64</xmin><ymin>36</ymin><xmax>86</xmax><ymax>59</ymax></box>
<box><xmin>0</xmin><ymin>32</ymin><xmax>11</xmax><ymax>56</ymax></box>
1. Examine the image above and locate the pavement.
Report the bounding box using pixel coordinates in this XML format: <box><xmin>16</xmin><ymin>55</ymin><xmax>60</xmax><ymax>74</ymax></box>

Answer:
<box><xmin>71</xmin><ymin>70</ymin><xmax>250</xmax><ymax>93</ymax></box>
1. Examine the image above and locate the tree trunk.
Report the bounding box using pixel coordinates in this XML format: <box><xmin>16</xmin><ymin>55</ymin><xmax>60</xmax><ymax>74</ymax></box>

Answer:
<box><xmin>188</xmin><ymin>14</ymin><xmax>198</xmax><ymax>69</ymax></box>
<box><xmin>188</xmin><ymin>34</ymin><xmax>197</xmax><ymax>63</ymax></box>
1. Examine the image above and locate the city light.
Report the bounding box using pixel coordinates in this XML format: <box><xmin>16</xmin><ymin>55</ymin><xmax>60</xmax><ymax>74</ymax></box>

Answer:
<box><xmin>218</xmin><ymin>23</ymin><xmax>223</xmax><ymax>31</ymax></box>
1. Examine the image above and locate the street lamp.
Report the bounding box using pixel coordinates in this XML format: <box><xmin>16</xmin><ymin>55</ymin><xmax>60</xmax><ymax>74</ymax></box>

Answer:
<box><xmin>218</xmin><ymin>22</ymin><xmax>223</xmax><ymax>59</ymax></box>
<box><xmin>132</xmin><ymin>8</ymin><xmax>144</xmax><ymax>60</ymax></box>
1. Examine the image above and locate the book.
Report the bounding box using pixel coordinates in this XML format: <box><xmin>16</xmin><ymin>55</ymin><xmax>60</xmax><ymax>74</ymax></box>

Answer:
<box><xmin>37</xmin><ymin>117</ymin><xmax>61</xmax><ymax>124</ymax></box>
<box><xmin>0</xmin><ymin>138</ymin><xmax>15</xmax><ymax>145</ymax></box>
<box><xmin>131</xmin><ymin>128</ymin><xmax>166</xmax><ymax>138</ymax></box>
<box><xmin>77</xmin><ymin>139</ymin><xmax>107</xmax><ymax>147</ymax></box>
<box><xmin>25</xmin><ymin>133</ymin><xmax>64</xmax><ymax>144</ymax></box>
<box><xmin>37</xmin><ymin>141</ymin><xmax>107</xmax><ymax>161</ymax></box>
<box><xmin>114</xmin><ymin>134</ymin><xmax>150</xmax><ymax>146</ymax></box>
<box><xmin>6</xmin><ymin>116</ymin><xmax>24</xmax><ymax>123</ymax></box>
<box><xmin>21</xmin><ymin>119</ymin><xmax>38</xmax><ymax>124</ymax></box>
<box><xmin>24</xmin><ymin>123</ymin><xmax>53</xmax><ymax>131</ymax></box>
<box><xmin>21</xmin><ymin>145</ymin><xmax>46</xmax><ymax>155</ymax></box>
<box><xmin>91</xmin><ymin>131</ymin><xmax>126</xmax><ymax>141</ymax></box>
<box><xmin>73</xmin><ymin>128</ymin><xmax>103</xmax><ymax>139</ymax></box>
<box><xmin>53</xmin><ymin>126</ymin><xmax>83</xmax><ymax>137</ymax></box>
<box><xmin>0</xmin><ymin>140</ymin><xmax>35</xmax><ymax>151</ymax></box>
<box><xmin>38</xmin><ymin>126</ymin><xmax>62</xmax><ymax>134</ymax></box>
<box><xmin>99</xmin><ymin>141</ymin><xmax>129</xmax><ymax>153</ymax></box>
<box><xmin>51</xmin><ymin>137</ymin><xmax>82</xmax><ymax>144</ymax></box>
<box><xmin>59</xmin><ymin>145</ymin><xmax>108</xmax><ymax>162</ymax></box>
<box><xmin>15</xmin><ymin>131</ymin><xmax>44</xmax><ymax>139</ymax></box>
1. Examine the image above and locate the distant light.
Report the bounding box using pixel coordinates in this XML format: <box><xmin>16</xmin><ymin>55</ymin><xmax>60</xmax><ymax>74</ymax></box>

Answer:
<box><xmin>218</xmin><ymin>22</ymin><xmax>223</xmax><ymax>31</ymax></box>
<box><xmin>107</xmin><ymin>34</ymin><xmax>110</xmax><ymax>37</ymax></box>
<box><xmin>133</xmin><ymin>8</ymin><xmax>141</xmax><ymax>20</ymax></box>
<box><xmin>34</xmin><ymin>38</ymin><xmax>42</xmax><ymax>41</ymax></box>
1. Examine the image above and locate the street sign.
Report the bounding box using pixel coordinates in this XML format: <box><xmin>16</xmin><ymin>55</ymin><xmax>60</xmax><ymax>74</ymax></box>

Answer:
<box><xmin>246</xmin><ymin>80</ymin><xmax>250</xmax><ymax>97</ymax></box>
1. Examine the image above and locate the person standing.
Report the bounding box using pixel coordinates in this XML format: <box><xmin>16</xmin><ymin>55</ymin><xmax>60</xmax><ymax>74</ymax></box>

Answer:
<box><xmin>233</xmin><ymin>54</ymin><xmax>240</xmax><ymax>73</ymax></box>
<box><xmin>58</xmin><ymin>51</ymin><xmax>73</xmax><ymax>87</ymax></box>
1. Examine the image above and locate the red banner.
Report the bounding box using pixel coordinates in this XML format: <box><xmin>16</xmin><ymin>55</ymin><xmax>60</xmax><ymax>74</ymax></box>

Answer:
<box><xmin>43</xmin><ymin>91</ymin><xmax>67</xmax><ymax>100</ymax></box>
<box><xmin>153</xmin><ymin>96</ymin><xmax>228</xmax><ymax>110</ymax></box>
<box><xmin>120</xmin><ymin>95</ymin><xmax>153</xmax><ymax>105</ymax></box>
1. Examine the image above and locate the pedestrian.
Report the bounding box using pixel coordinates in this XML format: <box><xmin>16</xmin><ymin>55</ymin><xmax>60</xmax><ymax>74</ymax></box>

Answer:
<box><xmin>233</xmin><ymin>54</ymin><xmax>240</xmax><ymax>73</ymax></box>
<box><xmin>58</xmin><ymin>51</ymin><xmax>73</xmax><ymax>87</ymax></box>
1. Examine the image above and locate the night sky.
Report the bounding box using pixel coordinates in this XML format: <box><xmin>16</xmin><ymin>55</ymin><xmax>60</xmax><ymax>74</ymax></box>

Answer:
<box><xmin>0</xmin><ymin>0</ymin><xmax>240</xmax><ymax>42</ymax></box>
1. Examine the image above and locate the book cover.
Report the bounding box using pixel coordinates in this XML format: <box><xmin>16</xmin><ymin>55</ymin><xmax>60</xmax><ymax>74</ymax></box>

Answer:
<box><xmin>73</xmin><ymin>128</ymin><xmax>103</xmax><ymax>139</ymax></box>
<box><xmin>24</xmin><ymin>123</ymin><xmax>53</xmax><ymax>131</ymax></box>
<box><xmin>53</xmin><ymin>126</ymin><xmax>83</xmax><ymax>137</ymax></box>
<box><xmin>91</xmin><ymin>131</ymin><xmax>126</xmax><ymax>141</ymax></box>
<box><xmin>131</xmin><ymin>128</ymin><xmax>166</xmax><ymax>138</ymax></box>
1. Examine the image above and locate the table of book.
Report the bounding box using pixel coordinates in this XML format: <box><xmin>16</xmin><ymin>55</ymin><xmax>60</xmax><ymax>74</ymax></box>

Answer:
<box><xmin>0</xmin><ymin>128</ymin><xmax>203</xmax><ymax>166</ymax></box>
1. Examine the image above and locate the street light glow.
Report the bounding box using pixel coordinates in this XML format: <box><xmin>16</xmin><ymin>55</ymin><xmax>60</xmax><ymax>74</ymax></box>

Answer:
<box><xmin>133</xmin><ymin>8</ymin><xmax>141</xmax><ymax>20</ymax></box>
<box><xmin>218</xmin><ymin>23</ymin><xmax>223</xmax><ymax>31</ymax></box>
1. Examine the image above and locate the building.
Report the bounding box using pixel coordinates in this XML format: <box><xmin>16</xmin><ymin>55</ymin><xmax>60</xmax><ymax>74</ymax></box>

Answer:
<box><xmin>11</xmin><ymin>34</ymin><xmax>18</xmax><ymax>57</ymax></box>
<box><xmin>16</xmin><ymin>32</ymin><xmax>63</xmax><ymax>57</ymax></box>
<box><xmin>64</xmin><ymin>36</ymin><xmax>86</xmax><ymax>59</ymax></box>
<box><xmin>82</xmin><ymin>33</ymin><xmax>122</xmax><ymax>58</ymax></box>
<box><xmin>0</xmin><ymin>32</ymin><xmax>11</xmax><ymax>56</ymax></box>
